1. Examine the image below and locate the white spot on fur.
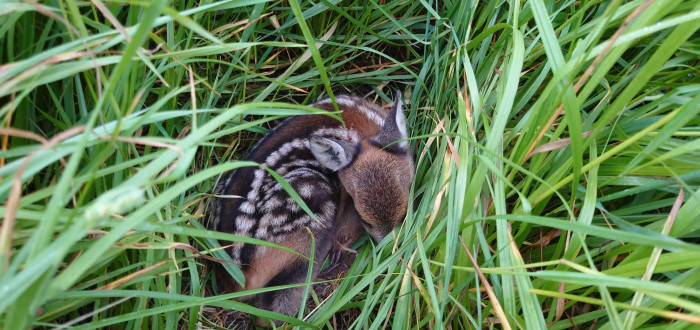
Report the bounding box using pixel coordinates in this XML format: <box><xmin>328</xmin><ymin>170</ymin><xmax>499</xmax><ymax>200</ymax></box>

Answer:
<box><xmin>316</xmin><ymin>96</ymin><xmax>385</xmax><ymax>127</ymax></box>
<box><xmin>315</xmin><ymin>96</ymin><xmax>355</xmax><ymax>107</ymax></box>
<box><xmin>290</xmin><ymin>215</ymin><xmax>312</xmax><ymax>228</ymax></box>
<box><xmin>231</xmin><ymin>244</ymin><xmax>243</xmax><ymax>263</ymax></box>
<box><xmin>239</xmin><ymin>201</ymin><xmax>255</xmax><ymax>214</ymax></box>
<box><xmin>357</xmin><ymin>105</ymin><xmax>384</xmax><ymax>127</ymax></box>
<box><xmin>298</xmin><ymin>184</ymin><xmax>314</xmax><ymax>198</ymax></box>
<box><xmin>286</xmin><ymin>198</ymin><xmax>301</xmax><ymax>212</ymax></box>
<box><xmin>254</xmin><ymin>245</ymin><xmax>268</xmax><ymax>258</ymax></box>
<box><xmin>236</xmin><ymin>215</ymin><xmax>255</xmax><ymax>232</ymax></box>
<box><xmin>261</xmin><ymin>213</ymin><xmax>287</xmax><ymax>227</ymax></box>
<box><xmin>255</xmin><ymin>226</ymin><xmax>268</xmax><ymax>239</ymax></box>
<box><xmin>265</xmin><ymin>139</ymin><xmax>306</xmax><ymax>166</ymax></box>
<box><xmin>335</xmin><ymin>97</ymin><xmax>358</xmax><ymax>108</ymax></box>
<box><xmin>278</xmin><ymin>223</ymin><xmax>296</xmax><ymax>233</ymax></box>
<box><xmin>285</xmin><ymin>169</ymin><xmax>310</xmax><ymax>179</ymax></box>
<box><xmin>312</xmin><ymin>127</ymin><xmax>360</xmax><ymax>143</ymax></box>
<box><xmin>262</xmin><ymin>197</ymin><xmax>283</xmax><ymax>212</ymax></box>
<box><xmin>245</xmin><ymin>169</ymin><xmax>266</xmax><ymax>202</ymax></box>
<box><xmin>322</xmin><ymin>201</ymin><xmax>336</xmax><ymax>219</ymax></box>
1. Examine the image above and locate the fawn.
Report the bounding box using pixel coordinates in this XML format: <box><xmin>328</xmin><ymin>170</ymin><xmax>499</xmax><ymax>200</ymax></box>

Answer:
<box><xmin>208</xmin><ymin>92</ymin><xmax>414</xmax><ymax>326</ymax></box>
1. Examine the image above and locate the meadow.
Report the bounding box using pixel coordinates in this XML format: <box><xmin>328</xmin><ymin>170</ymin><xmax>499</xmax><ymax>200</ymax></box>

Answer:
<box><xmin>1</xmin><ymin>0</ymin><xmax>699</xmax><ymax>328</ymax></box>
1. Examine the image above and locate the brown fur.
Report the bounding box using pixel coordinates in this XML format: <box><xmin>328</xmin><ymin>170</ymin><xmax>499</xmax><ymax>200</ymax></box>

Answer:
<box><xmin>339</xmin><ymin>141</ymin><xmax>414</xmax><ymax>241</ymax></box>
<box><xmin>334</xmin><ymin>188</ymin><xmax>365</xmax><ymax>249</ymax></box>
<box><xmin>209</xmin><ymin>94</ymin><xmax>413</xmax><ymax>326</ymax></box>
<box><xmin>233</xmin><ymin>230</ymin><xmax>313</xmax><ymax>294</ymax></box>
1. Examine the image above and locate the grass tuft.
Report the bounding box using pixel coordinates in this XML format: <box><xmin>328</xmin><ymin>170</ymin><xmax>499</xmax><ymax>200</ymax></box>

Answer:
<box><xmin>1</xmin><ymin>0</ymin><xmax>699</xmax><ymax>328</ymax></box>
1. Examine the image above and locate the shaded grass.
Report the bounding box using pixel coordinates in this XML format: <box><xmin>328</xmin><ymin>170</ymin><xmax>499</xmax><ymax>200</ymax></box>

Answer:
<box><xmin>1</xmin><ymin>0</ymin><xmax>699</xmax><ymax>328</ymax></box>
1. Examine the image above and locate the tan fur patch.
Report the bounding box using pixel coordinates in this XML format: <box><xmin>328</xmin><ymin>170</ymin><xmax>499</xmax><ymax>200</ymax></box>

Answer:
<box><xmin>232</xmin><ymin>229</ymin><xmax>313</xmax><ymax>299</ymax></box>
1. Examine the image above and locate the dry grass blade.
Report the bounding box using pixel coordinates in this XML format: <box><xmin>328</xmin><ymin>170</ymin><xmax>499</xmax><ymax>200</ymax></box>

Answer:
<box><xmin>0</xmin><ymin>127</ymin><xmax>49</xmax><ymax>144</ymax></box>
<box><xmin>436</xmin><ymin>116</ymin><xmax>460</xmax><ymax>166</ymax></box>
<box><xmin>57</xmin><ymin>295</ymin><xmax>136</xmax><ymax>329</ymax></box>
<box><xmin>398</xmin><ymin>255</ymin><xmax>434</xmax><ymax>314</ymax></box>
<box><xmin>524</xmin><ymin>0</ymin><xmax>656</xmax><ymax>160</ymax></box>
<box><xmin>188</xmin><ymin>65</ymin><xmax>198</xmax><ymax>127</ymax></box>
<box><xmin>624</xmin><ymin>187</ymin><xmax>686</xmax><ymax>326</ymax></box>
<box><xmin>531</xmin><ymin>288</ymin><xmax>700</xmax><ymax>324</ymax></box>
<box><xmin>460</xmin><ymin>237</ymin><xmax>512</xmax><ymax>330</ymax></box>
<box><xmin>0</xmin><ymin>125</ymin><xmax>85</xmax><ymax>271</ymax></box>
<box><xmin>97</xmin><ymin>260</ymin><xmax>170</xmax><ymax>291</ymax></box>
<box><xmin>97</xmin><ymin>135</ymin><xmax>184</xmax><ymax>157</ymax></box>
<box><xmin>3</xmin><ymin>0</ymin><xmax>698</xmax><ymax>328</ymax></box>
<box><xmin>662</xmin><ymin>187</ymin><xmax>684</xmax><ymax>235</ymax></box>
<box><xmin>21</xmin><ymin>0</ymin><xmax>104</xmax><ymax>98</ymax></box>
<box><xmin>525</xmin><ymin>131</ymin><xmax>592</xmax><ymax>161</ymax></box>
<box><xmin>112</xmin><ymin>242</ymin><xmax>224</xmax><ymax>263</ymax></box>
<box><xmin>90</xmin><ymin>0</ymin><xmax>131</xmax><ymax>42</ymax></box>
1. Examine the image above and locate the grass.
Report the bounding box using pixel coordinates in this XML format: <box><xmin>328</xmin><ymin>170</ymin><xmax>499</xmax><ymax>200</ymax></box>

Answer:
<box><xmin>1</xmin><ymin>0</ymin><xmax>699</xmax><ymax>328</ymax></box>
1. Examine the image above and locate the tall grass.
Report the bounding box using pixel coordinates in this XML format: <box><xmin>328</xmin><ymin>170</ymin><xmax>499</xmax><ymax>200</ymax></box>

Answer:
<box><xmin>1</xmin><ymin>0</ymin><xmax>699</xmax><ymax>328</ymax></box>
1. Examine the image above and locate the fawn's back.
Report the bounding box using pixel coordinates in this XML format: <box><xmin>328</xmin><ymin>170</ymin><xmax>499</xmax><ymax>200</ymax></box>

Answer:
<box><xmin>208</xmin><ymin>93</ymin><xmax>413</xmax><ymax>324</ymax></box>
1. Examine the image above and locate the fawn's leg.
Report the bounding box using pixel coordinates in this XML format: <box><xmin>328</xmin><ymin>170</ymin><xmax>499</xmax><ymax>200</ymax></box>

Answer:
<box><xmin>251</xmin><ymin>226</ymin><xmax>335</xmax><ymax>326</ymax></box>
<box><xmin>330</xmin><ymin>188</ymin><xmax>364</xmax><ymax>264</ymax></box>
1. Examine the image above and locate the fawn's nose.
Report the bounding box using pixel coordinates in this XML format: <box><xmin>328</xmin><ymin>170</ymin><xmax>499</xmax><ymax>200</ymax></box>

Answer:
<box><xmin>368</xmin><ymin>226</ymin><xmax>392</xmax><ymax>243</ymax></box>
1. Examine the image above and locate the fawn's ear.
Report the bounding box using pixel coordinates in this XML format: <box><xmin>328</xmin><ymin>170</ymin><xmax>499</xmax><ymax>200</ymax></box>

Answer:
<box><xmin>309</xmin><ymin>134</ymin><xmax>359</xmax><ymax>171</ymax></box>
<box><xmin>370</xmin><ymin>91</ymin><xmax>409</xmax><ymax>153</ymax></box>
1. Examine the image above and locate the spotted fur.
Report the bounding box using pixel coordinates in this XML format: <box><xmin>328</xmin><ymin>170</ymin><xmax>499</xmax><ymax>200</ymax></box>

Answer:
<box><xmin>208</xmin><ymin>93</ymin><xmax>414</xmax><ymax>325</ymax></box>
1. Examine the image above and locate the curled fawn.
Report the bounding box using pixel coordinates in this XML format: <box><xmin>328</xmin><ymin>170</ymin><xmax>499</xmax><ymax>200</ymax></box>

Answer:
<box><xmin>208</xmin><ymin>92</ymin><xmax>414</xmax><ymax>325</ymax></box>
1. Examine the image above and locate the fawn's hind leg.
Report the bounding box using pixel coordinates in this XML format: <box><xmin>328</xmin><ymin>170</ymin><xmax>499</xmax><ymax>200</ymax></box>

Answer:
<box><xmin>249</xmin><ymin>226</ymin><xmax>335</xmax><ymax>326</ymax></box>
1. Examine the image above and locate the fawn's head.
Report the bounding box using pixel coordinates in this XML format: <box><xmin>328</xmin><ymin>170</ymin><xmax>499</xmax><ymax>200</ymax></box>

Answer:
<box><xmin>309</xmin><ymin>92</ymin><xmax>414</xmax><ymax>242</ymax></box>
